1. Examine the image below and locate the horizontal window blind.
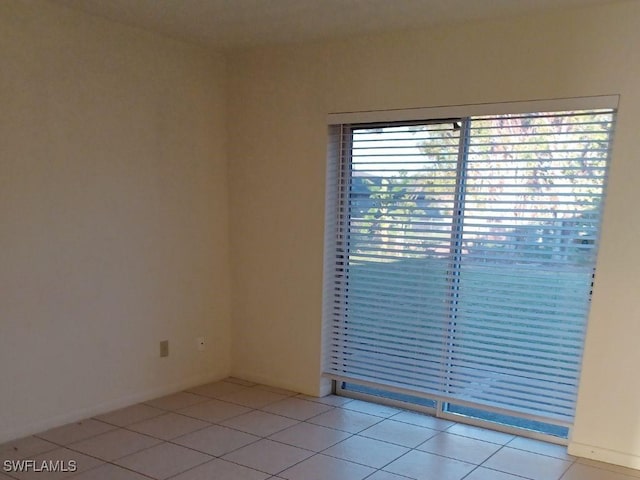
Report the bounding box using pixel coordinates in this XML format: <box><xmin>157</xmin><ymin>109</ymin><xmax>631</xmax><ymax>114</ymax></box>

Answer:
<box><xmin>323</xmin><ymin>107</ymin><xmax>616</xmax><ymax>426</ymax></box>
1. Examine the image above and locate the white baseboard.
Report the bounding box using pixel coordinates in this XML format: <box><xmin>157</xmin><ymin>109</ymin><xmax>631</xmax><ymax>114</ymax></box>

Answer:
<box><xmin>0</xmin><ymin>372</ymin><xmax>225</xmax><ymax>444</ymax></box>
<box><xmin>569</xmin><ymin>441</ymin><xmax>640</xmax><ymax>470</ymax></box>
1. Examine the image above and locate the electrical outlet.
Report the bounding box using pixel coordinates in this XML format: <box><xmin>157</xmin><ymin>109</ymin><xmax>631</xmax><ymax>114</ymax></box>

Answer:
<box><xmin>160</xmin><ymin>340</ymin><xmax>169</xmax><ymax>357</ymax></box>
<box><xmin>196</xmin><ymin>337</ymin><xmax>205</xmax><ymax>351</ymax></box>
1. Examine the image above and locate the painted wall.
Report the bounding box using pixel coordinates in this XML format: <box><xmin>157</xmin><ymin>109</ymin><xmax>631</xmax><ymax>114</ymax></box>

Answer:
<box><xmin>227</xmin><ymin>1</ymin><xmax>640</xmax><ymax>468</ymax></box>
<box><xmin>0</xmin><ymin>1</ymin><xmax>231</xmax><ymax>442</ymax></box>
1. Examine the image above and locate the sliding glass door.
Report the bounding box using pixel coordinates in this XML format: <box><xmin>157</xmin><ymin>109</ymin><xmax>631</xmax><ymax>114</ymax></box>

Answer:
<box><xmin>323</xmin><ymin>106</ymin><xmax>616</xmax><ymax>439</ymax></box>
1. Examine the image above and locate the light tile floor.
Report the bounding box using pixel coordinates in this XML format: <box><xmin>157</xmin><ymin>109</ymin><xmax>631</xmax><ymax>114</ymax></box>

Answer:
<box><xmin>2</xmin><ymin>378</ymin><xmax>640</xmax><ymax>480</ymax></box>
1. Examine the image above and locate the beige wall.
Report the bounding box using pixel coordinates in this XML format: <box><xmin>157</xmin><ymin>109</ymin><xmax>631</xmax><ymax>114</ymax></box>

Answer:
<box><xmin>227</xmin><ymin>1</ymin><xmax>640</xmax><ymax>468</ymax></box>
<box><xmin>0</xmin><ymin>1</ymin><xmax>231</xmax><ymax>442</ymax></box>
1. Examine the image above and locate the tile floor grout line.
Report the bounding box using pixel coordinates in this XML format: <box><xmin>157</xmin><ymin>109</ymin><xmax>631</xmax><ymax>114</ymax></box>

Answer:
<box><xmin>458</xmin><ymin>464</ymin><xmax>485</xmax><ymax>480</ymax></box>
<box><xmin>474</xmin><ymin>442</ymin><xmax>509</xmax><ymax>475</ymax></box>
<box><xmin>402</xmin><ymin>434</ymin><xmax>505</xmax><ymax>469</ymax></box>
<box><xmin>163</xmin><ymin>407</ymin><xmax>305</xmax><ymax>442</ymax></box>
<box><xmin>0</xmin><ymin>441</ymin><xmax>60</xmax><ymax>461</ymax></box>
<box><xmin>294</xmin><ymin>393</ymin><xmax>355</xmax><ymax>408</ymax></box>
<box><xmin>503</xmin><ymin>434</ymin><xmax>576</xmax><ymax>461</ymax></box>
<box><xmin>445</xmin><ymin>431</ymin><xmax>513</xmax><ymax>445</ymax></box>
<box><xmin>155</xmin><ymin>454</ymin><xmax>212</xmax><ymax>480</ymax></box>
<box><xmin>171</xmin><ymin>405</ymin><xmax>257</xmax><ymax>425</ymax></box>
<box><xmin>503</xmin><ymin>444</ymin><xmax>577</xmax><ymax>461</ymax></box>
<box><xmin>301</xmin><ymin>417</ymin><xmax>383</xmax><ymax>435</ymax></box>
<box><xmin>362</xmin><ymin>465</ymin><xmax>417</xmax><ymax>480</ymax></box>
<box><xmin>557</xmin><ymin>456</ymin><xmax>579</xmax><ymax>480</ymax></box>
<box><xmin>331</xmin><ymin>429</ymin><xmax>429</xmax><ymax>452</ymax></box>
<box><xmin>120</xmin><ymin>414</ymin><xmax>215</xmax><ymax>444</ymax></box>
<box><xmin>167</xmin><ymin>425</ymin><xmax>266</xmax><ymax>457</ymax></box>
<box><xmin>199</xmin><ymin>448</ymin><xmax>296</xmax><ymax>478</ymax></box>
<box><xmin>255</xmin><ymin>406</ymin><xmax>337</xmax><ymax>422</ymax></box>
<box><xmin>74</xmin><ymin>460</ymin><xmax>158</xmax><ymax>480</ymax></box>
<box><xmin>366</xmin><ymin>444</ymin><xmax>420</xmax><ymax>478</ymax></box>
<box><xmin>80</xmin><ymin>423</ymin><xmax>270</xmax><ymax>478</ymax></box>
<box><xmin>192</xmin><ymin>409</ymin><xmax>391</xmax><ymax>478</ymax></box>
<box><xmin>207</xmin><ymin>389</ymin><xmax>293</xmax><ymax>410</ymax></box>
<box><xmin>18</xmin><ymin>406</ymin><xmax>443</xmax><ymax>479</ymax></box>
<box><xmin>265</xmin><ymin>430</ymin><xmax>354</xmax><ymax>454</ymax></box>
<box><xmin>155</xmin><ymin>408</ymin><xmax>347</xmax><ymax>476</ymax></box>
<box><xmin>304</xmin><ymin>405</ymin><xmax>391</xmax><ymax>433</ymax></box>
<box><xmin>460</xmin><ymin>463</ymin><xmax>536</xmax><ymax>480</ymax></box>
<box><xmin>62</xmin><ymin>431</ymin><xmax>161</xmax><ymax>465</ymax></box>
<box><xmin>270</xmin><ymin>451</ymin><xmax>322</xmax><ymax>479</ymax></box>
<box><xmin>357</xmin><ymin>428</ymin><xmax>439</xmax><ymax>449</ymax></box>
<box><xmin>32</xmin><ymin>417</ymin><xmax>118</xmax><ymax>448</ymax></box>
<box><xmin>472</xmin><ymin>442</ymin><xmax>574</xmax><ymax>480</ymax></box>
<box><xmin>387</xmin><ymin>411</ymin><xmax>457</xmax><ymax>431</ymax></box>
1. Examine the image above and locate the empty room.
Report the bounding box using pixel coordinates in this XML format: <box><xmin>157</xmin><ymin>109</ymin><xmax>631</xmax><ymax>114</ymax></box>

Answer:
<box><xmin>2</xmin><ymin>0</ymin><xmax>640</xmax><ymax>479</ymax></box>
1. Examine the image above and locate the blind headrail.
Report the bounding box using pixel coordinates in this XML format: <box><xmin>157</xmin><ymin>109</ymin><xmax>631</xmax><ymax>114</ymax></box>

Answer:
<box><xmin>327</xmin><ymin>95</ymin><xmax>619</xmax><ymax>125</ymax></box>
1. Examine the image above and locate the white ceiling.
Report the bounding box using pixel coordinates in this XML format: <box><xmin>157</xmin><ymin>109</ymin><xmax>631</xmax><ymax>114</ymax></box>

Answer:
<box><xmin>53</xmin><ymin>0</ymin><xmax>620</xmax><ymax>50</ymax></box>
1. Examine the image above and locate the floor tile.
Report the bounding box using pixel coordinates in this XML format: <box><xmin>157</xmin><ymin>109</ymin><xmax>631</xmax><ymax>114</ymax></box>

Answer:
<box><xmin>562</xmin><ymin>462</ymin><xmax>639</xmax><ymax>480</ymax></box>
<box><xmin>126</xmin><ymin>413</ymin><xmax>209</xmax><ymax>440</ymax></box>
<box><xmin>254</xmin><ymin>385</ymin><xmax>298</xmax><ymax>396</ymax></box>
<box><xmin>417</xmin><ymin>431</ymin><xmax>502</xmax><ymax>464</ymax></box>
<box><xmin>279</xmin><ymin>453</ymin><xmax>375</xmax><ymax>480</ymax></box>
<box><xmin>341</xmin><ymin>399</ymin><xmax>402</xmax><ymax>418</ymax></box>
<box><xmin>222</xmin><ymin>439</ymin><xmax>313</xmax><ymax>475</ymax></box>
<box><xmin>186</xmin><ymin>381</ymin><xmax>249</xmax><ymax>399</ymax></box>
<box><xmin>464</xmin><ymin>466</ymin><xmax>530</xmax><ymax>480</ymax></box>
<box><xmin>94</xmin><ymin>403</ymin><xmax>165</xmax><ymax>427</ymax></box>
<box><xmin>224</xmin><ymin>377</ymin><xmax>257</xmax><ymax>386</ymax></box>
<box><xmin>115</xmin><ymin>442</ymin><xmax>211</xmax><ymax>480</ymax></box>
<box><xmin>323</xmin><ymin>435</ymin><xmax>409</xmax><ymax>469</ymax></box>
<box><xmin>8</xmin><ymin>447</ymin><xmax>103</xmax><ymax>480</ymax></box>
<box><xmin>36</xmin><ymin>419</ymin><xmax>116</xmax><ymax>445</ymax></box>
<box><xmin>359</xmin><ymin>419</ymin><xmax>438</xmax><ymax>448</ymax></box>
<box><xmin>384</xmin><ymin>449</ymin><xmax>475</xmax><ymax>480</ymax></box>
<box><xmin>390</xmin><ymin>411</ymin><xmax>455</xmax><ymax>430</ymax></box>
<box><xmin>307</xmin><ymin>408</ymin><xmax>382</xmax><ymax>434</ymax></box>
<box><xmin>261</xmin><ymin>398</ymin><xmax>333</xmax><ymax>420</ymax></box>
<box><xmin>68</xmin><ymin>463</ymin><xmax>149</xmax><ymax>480</ymax></box>
<box><xmin>366</xmin><ymin>471</ymin><xmax>413</xmax><ymax>480</ymax></box>
<box><xmin>220</xmin><ymin>411</ymin><xmax>299</xmax><ymax>437</ymax></box>
<box><xmin>268</xmin><ymin>422</ymin><xmax>351</xmax><ymax>452</ymax></box>
<box><xmin>483</xmin><ymin>446</ymin><xmax>572</xmax><ymax>480</ymax></box>
<box><xmin>173</xmin><ymin>425</ymin><xmax>259</xmax><ymax>456</ymax></box>
<box><xmin>219</xmin><ymin>389</ymin><xmax>289</xmax><ymax>409</ymax></box>
<box><xmin>68</xmin><ymin>428</ymin><xmax>160</xmax><ymax>461</ymax></box>
<box><xmin>577</xmin><ymin>458</ymin><xmax>640</xmax><ymax>478</ymax></box>
<box><xmin>295</xmin><ymin>394</ymin><xmax>354</xmax><ymax>407</ymax></box>
<box><xmin>507</xmin><ymin>436</ymin><xmax>573</xmax><ymax>461</ymax></box>
<box><xmin>446</xmin><ymin>423</ymin><xmax>516</xmax><ymax>445</ymax></box>
<box><xmin>178</xmin><ymin>399</ymin><xmax>251</xmax><ymax>423</ymax></box>
<box><xmin>0</xmin><ymin>436</ymin><xmax>57</xmax><ymax>461</ymax></box>
<box><xmin>144</xmin><ymin>392</ymin><xmax>208</xmax><ymax>411</ymax></box>
<box><xmin>171</xmin><ymin>458</ymin><xmax>269</xmax><ymax>480</ymax></box>
<box><xmin>6</xmin><ymin>381</ymin><xmax>602</xmax><ymax>480</ymax></box>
